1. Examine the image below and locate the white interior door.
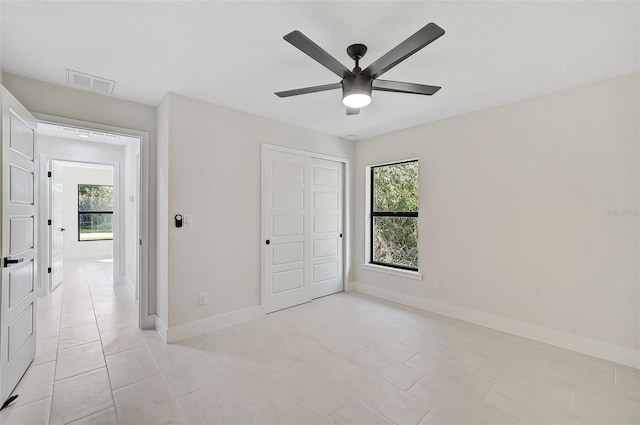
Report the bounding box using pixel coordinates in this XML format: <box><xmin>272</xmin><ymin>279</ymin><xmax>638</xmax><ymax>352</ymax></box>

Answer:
<box><xmin>50</xmin><ymin>161</ymin><xmax>63</xmax><ymax>290</ymax></box>
<box><xmin>310</xmin><ymin>158</ymin><xmax>343</xmax><ymax>299</ymax></box>
<box><xmin>263</xmin><ymin>147</ymin><xmax>344</xmax><ymax>314</ymax></box>
<box><xmin>1</xmin><ymin>87</ymin><xmax>38</xmax><ymax>402</ymax></box>
<box><xmin>263</xmin><ymin>150</ymin><xmax>311</xmax><ymax>313</ymax></box>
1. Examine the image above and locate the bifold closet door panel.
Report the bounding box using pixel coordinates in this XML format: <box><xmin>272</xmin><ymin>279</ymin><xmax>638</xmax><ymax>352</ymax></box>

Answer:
<box><xmin>263</xmin><ymin>150</ymin><xmax>312</xmax><ymax>313</ymax></box>
<box><xmin>309</xmin><ymin>158</ymin><xmax>343</xmax><ymax>299</ymax></box>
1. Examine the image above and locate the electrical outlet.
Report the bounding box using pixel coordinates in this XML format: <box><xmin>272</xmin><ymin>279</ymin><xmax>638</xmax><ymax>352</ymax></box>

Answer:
<box><xmin>434</xmin><ymin>280</ymin><xmax>443</xmax><ymax>290</ymax></box>
<box><xmin>198</xmin><ymin>291</ymin><xmax>208</xmax><ymax>305</ymax></box>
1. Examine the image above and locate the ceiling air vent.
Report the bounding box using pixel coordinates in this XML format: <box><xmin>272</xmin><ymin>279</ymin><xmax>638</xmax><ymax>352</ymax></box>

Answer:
<box><xmin>66</xmin><ymin>69</ymin><xmax>116</xmax><ymax>95</ymax></box>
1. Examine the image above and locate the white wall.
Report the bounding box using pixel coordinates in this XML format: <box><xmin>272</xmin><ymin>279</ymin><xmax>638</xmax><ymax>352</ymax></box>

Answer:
<box><xmin>3</xmin><ymin>73</ymin><xmax>157</xmax><ymax>314</ymax></box>
<box><xmin>352</xmin><ymin>72</ymin><xmax>640</xmax><ymax>366</ymax></box>
<box><xmin>58</xmin><ymin>164</ymin><xmax>114</xmax><ymax>261</ymax></box>
<box><xmin>158</xmin><ymin>93</ymin><xmax>354</xmax><ymax>332</ymax></box>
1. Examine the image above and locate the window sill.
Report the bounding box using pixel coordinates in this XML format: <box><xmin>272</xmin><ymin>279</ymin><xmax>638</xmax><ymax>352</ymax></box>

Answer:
<box><xmin>361</xmin><ymin>264</ymin><xmax>423</xmax><ymax>281</ymax></box>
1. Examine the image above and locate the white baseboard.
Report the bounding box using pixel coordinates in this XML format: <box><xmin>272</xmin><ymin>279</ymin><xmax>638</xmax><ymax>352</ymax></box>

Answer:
<box><xmin>116</xmin><ymin>276</ymin><xmax>135</xmax><ymax>297</ymax></box>
<box><xmin>154</xmin><ymin>315</ymin><xmax>168</xmax><ymax>343</ymax></box>
<box><xmin>166</xmin><ymin>305</ymin><xmax>262</xmax><ymax>343</ymax></box>
<box><xmin>352</xmin><ymin>281</ymin><xmax>640</xmax><ymax>369</ymax></box>
<box><xmin>140</xmin><ymin>314</ymin><xmax>155</xmax><ymax>331</ymax></box>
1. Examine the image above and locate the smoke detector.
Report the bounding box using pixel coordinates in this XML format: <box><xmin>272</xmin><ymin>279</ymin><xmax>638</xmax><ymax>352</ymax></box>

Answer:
<box><xmin>66</xmin><ymin>69</ymin><xmax>116</xmax><ymax>94</ymax></box>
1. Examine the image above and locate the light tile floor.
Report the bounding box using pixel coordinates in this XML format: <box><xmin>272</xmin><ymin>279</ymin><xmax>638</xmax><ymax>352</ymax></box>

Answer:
<box><xmin>1</xmin><ymin>259</ymin><xmax>639</xmax><ymax>424</ymax></box>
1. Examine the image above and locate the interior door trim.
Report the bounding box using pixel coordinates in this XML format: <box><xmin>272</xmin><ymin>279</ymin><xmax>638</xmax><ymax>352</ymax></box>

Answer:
<box><xmin>34</xmin><ymin>113</ymin><xmax>153</xmax><ymax>330</ymax></box>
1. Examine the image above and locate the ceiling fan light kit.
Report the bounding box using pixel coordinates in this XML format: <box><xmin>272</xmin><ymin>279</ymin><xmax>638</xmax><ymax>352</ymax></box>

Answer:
<box><xmin>275</xmin><ymin>23</ymin><xmax>445</xmax><ymax>115</ymax></box>
<box><xmin>342</xmin><ymin>74</ymin><xmax>372</xmax><ymax>108</ymax></box>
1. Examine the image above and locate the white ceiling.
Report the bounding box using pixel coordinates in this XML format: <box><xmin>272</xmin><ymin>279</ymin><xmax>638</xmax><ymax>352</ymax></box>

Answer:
<box><xmin>2</xmin><ymin>1</ymin><xmax>638</xmax><ymax>140</ymax></box>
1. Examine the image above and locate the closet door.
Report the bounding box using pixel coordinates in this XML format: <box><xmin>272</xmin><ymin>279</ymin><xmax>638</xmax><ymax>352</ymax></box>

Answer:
<box><xmin>263</xmin><ymin>150</ymin><xmax>311</xmax><ymax>313</ymax></box>
<box><xmin>262</xmin><ymin>147</ymin><xmax>344</xmax><ymax>314</ymax></box>
<box><xmin>310</xmin><ymin>158</ymin><xmax>343</xmax><ymax>299</ymax></box>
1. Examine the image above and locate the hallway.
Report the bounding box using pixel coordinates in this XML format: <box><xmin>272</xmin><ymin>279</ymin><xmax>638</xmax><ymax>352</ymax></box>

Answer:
<box><xmin>0</xmin><ymin>260</ymin><xmax>139</xmax><ymax>424</ymax></box>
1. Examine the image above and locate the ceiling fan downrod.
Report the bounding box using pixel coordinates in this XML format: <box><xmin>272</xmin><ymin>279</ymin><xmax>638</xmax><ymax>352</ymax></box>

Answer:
<box><xmin>347</xmin><ymin>43</ymin><xmax>368</xmax><ymax>73</ymax></box>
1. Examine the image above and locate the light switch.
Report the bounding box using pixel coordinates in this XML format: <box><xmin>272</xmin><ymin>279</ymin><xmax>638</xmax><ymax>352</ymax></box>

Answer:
<box><xmin>184</xmin><ymin>215</ymin><xmax>193</xmax><ymax>226</ymax></box>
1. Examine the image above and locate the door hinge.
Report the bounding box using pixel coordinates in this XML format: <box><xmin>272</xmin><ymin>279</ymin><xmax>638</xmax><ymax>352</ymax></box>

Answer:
<box><xmin>48</xmin><ymin>267</ymin><xmax>52</xmax><ymax>274</ymax></box>
<box><xmin>47</xmin><ymin>171</ymin><xmax>52</xmax><ymax>178</ymax></box>
<box><xmin>47</xmin><ymin>219</ymin><xmax>52</xmax><ymax>225</ymax></box>
<box><xmin>139</xmin><ymin>239</ymin><xmax>143</xmax><ymax>246</ymax></box>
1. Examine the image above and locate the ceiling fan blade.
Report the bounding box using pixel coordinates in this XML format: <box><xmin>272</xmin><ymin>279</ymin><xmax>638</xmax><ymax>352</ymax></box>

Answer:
<box><xmin>284</xmin><ymin>30</ymin><xmax>353</xmax><ymax>79</ymax></box>
<box><xmin>275</xmin><ymin>83</ymin><xmax>342</xmax><ymax>98</ymax></box>
<box><xmin>363</xmin><ymin>23</ymin><xmax>445</xmax><ymax>79</ymax></box>
<box><xmin>346</xmin><ymin>107</ymin><xmax>360</xmax><ymax>115</ymax></box>
<box><xmin>373</xmin><ymin>80</ymin><xmax>441</xmax><ymax>95</ymax></box>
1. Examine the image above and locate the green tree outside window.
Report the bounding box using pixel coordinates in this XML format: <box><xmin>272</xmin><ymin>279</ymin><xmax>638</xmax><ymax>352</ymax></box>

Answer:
<box><xmin>78</xmin><ymin>184</ymin><xmax>114</xmax><ymax>241</ymax></box>
<box><xmin>371</xmin><ymin>161</ymin><xmax>418</xmax><ymax>269</ymax></box>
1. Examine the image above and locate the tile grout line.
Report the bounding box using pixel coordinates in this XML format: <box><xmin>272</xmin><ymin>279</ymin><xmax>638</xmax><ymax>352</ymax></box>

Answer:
<box><xmin>349</xmin><ymin>353</ymin><xmax>425</xmax><ymax>393</ymax></box>
<box><xmin>317</xmin><ymin>395</ymin><xmax>354</xmax><ymax>421</ymax></box>
<box><xmin>66</xmin><ymin>406</ymin><xmax>114</xmax><ymax>425</ymax></box>
<box><xmin>45</xmin><ymin>264</ymin><xmax>65</xmax><ymax>424</ymax></box>
<box><xmin>405</xmin><ymin>376</ymin><xmax>423</xmax><ymax>394</ymax></box>
<box><xmin>418</xmin><ymin>407</ymin><xmax>436</xmax><ymax>425</ymax></box>
<box><xmin>85</xmin><ymin>261</ymin><xmax>119</xmax><ymax>424</ymax></box>
<box><xmin>568</xmin><ymin>389</ymin><xmax>576</xmax><ymax>413</ymax></box>
<box><xmin>355</xmin><ymin>397</ymin><xmax>400</xmax><ymax>425</ymax></box>
<box><xmin>482</xmin><ymin>380</ymin><xmax>498</xmax><ymax>402</ymax></box>
<box><xmin>136</xmin><ymin>330</ymin><xmax>191</xmax><ymax>423</ymax></box>
<box><xmin>262</xmin><ymin>375</ymin><xmax>325</xmax><ymax>422</ymax></box>
<box><xmin>362</xmin><ymin>337</ymin><xmax>420</xmax><ymax>364</ymax></box>
<box><xmin>403</xmin><ymin>349</ymin><xmax>422</xmax><ymax>365</ymax></box>
<box><xmin>96</xmin><ymin>261</ymin><xmax>124</xmax><ymax>423</ymax></box>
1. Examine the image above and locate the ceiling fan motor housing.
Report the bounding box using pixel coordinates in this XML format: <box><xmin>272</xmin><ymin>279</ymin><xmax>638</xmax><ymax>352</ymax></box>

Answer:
<box><xmin>342</xmin><ymin>73</ymin><xmax>372</xmax><ymax>99</ymax></box>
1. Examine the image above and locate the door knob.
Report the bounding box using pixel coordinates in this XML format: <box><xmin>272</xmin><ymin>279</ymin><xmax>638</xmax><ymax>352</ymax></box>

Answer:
<box><xmin>265</xmin><ymin>240</ymin><xmax>270</xmax><ymax>245</ymax></box>
<box><xmin>60</xmin><ymin>228</ymin><xmax>66</xmax><ymax>232</ymax></box>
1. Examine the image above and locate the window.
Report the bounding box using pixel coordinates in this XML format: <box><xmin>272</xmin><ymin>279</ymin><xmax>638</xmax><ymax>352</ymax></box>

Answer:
<box><xmin>78</xmin><ymin>184</ymin><xmax>114</xmax><ymax>241</ymax></box>
<box><xmin>370</xmin><ymin>160</ymin><xmax>419</xmax><ymax>270</ymax></box>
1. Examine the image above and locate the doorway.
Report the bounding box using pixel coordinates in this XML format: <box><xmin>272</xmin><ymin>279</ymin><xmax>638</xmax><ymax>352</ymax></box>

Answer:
<box><xmin>48</xmin><ymin>160</ymin><xmax>116</xmax><ymax>292</ymax></box>
<box><xmin>37</xmin><ymin>123</ymin><xmax>142</xmax><ymax>327</ymax></box>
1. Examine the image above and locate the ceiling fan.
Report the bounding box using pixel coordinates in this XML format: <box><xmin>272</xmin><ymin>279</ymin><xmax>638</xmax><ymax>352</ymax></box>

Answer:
<box><xmin>275</xmin><ymin>23</ymin><xmax>445</xmax><ymax>115</ymax></box>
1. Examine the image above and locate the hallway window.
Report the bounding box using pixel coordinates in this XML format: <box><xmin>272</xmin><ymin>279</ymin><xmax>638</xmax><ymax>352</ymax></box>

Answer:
<box><xmin>370</xmin><ymin>160</ymin><xmax>419</xmax><ymax>270</ymax></box>
<box><xmin>78</xmin><ymin>184</ymin><xmax>113</xmax><ymax>241</ymax></box>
